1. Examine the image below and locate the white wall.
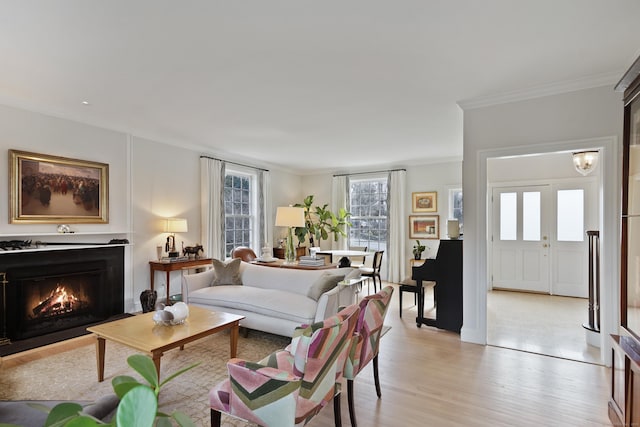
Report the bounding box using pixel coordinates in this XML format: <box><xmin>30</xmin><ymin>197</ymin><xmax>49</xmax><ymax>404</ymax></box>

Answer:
<box><xmin>462</xmin><ymin>85</ymin><xmax>623</xmax><ymax>363</ymax></box>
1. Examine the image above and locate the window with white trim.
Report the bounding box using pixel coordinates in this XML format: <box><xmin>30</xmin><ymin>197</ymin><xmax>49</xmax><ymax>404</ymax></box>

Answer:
<box><xmin>348</xmin><ymin>177</ymin><xmax>388</xmax><ymax>251</ymax></box>
<box><xmin>448</xmin><ymin>188</ymin><xmax>463</xmax><ymax>230</ymax></box>
<box><xmin>224</xmin><ymin>169</ymin><xmax>258</xmax><ymax>256</ymax></box>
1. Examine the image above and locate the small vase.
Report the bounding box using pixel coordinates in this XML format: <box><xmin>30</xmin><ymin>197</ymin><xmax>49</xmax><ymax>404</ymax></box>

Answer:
<box><xmin>414</xmin><ymin>253</ymin><xmax>421</xmax><ymax>260</ymax></box>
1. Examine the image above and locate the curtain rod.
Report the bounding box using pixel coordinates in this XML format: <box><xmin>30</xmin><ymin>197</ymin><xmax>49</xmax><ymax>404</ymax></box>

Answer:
<box><xmin>333</xmin><ymin>168</ymin><xmax>406</xmax><ymax>177</ymax></box>
<box><xmin>200</xmin><ymin>155</ymin><xmax>269</xmax><ymax>172</ymax></box>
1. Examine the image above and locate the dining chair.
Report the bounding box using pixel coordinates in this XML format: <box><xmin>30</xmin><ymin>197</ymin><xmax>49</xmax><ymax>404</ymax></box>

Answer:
<box><xmin>344</xmin><ymin>285</ymin><xmax>394</xmax><ymax>427</ymax></box>
<box><xmin>209</xmin><ymin>304</ymin><xmax>360</xmax><ymax>427</ymax></box>
<box><xmin>359</xmin><ymin>250</ymin><xmax>383</xmax><ymax>294</ymax></box>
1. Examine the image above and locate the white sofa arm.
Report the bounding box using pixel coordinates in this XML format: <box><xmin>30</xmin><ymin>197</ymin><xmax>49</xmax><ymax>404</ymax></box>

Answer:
<box><xmin>181</xmin><ymin>268</ymin><xmax>216</xmax><ymax>302</ymax></box>
<box><xmin>314</xmin><ymin>284</ymin><xmax>356</xmax><ymax>322</ymax></box>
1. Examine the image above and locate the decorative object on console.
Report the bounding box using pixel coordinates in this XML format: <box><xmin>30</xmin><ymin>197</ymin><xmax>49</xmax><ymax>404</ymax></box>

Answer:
<box><xmin>412</xmin><ymin>191</ymin><xmax>437</xmax><ymax>212</ymax></box>
<box><xmin>572</xmin><ymin>150</ymin><xmax>599</xmax><ymax>176</ymax></box>
<box><xmin>447</xmin><ymin>219</ymin><xmax>460</xmax><ymax>239</ymax></box>
<box><xmin>182</xmin><ymin>243</ymin><xmax>204</xmax><ymax>259</ymax></box>
<box><xmin>9</xmin><ymin>149</ymin><xmax>109</xmax><ymax>224</ymax></box>
<box><xmin>165</xmin><ymin>217</ymin><xmax>188</xmax><ymax>258</ymax></box>
<box><xmin>275</xmin><ymin>206</ymin><xmax>305</xmax><ymax>264</ymax></box>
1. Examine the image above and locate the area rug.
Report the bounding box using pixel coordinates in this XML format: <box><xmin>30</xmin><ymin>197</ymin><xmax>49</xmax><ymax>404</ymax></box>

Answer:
<box><xmin>0</xmin><ymin>329</ymin><xmax>290</xmax><ymax>426</ymax></box>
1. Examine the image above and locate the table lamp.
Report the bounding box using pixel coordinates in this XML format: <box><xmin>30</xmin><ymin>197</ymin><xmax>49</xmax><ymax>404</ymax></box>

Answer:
<box><xmin>165</xmin><ymin>217</ymin><xmax>188</xmax><ymax>257</ymax></box>
<box><xmin>275</xmin><ymin>206</ymin><xmax>305</xmax><ymax>263</ymax></box>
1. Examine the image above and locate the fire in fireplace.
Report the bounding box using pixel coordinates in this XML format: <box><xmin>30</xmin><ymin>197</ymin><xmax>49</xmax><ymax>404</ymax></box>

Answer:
<box><xmin>1</xmin><ymin>246</ymin><xmax>124</xmax><ymax>343</ymax></box>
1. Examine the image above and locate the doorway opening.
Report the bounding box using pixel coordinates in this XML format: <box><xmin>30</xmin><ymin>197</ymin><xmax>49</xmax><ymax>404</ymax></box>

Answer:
<box><xmin>486</xmin><ymin>151</ymin><xmax>602</xmax><ymax>364</ymax></box>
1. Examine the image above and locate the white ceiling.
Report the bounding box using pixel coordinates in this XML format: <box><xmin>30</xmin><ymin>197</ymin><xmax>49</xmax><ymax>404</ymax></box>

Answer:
<box><xmin>1</xmin><ymin>1</ymin><xmax>639</xmax><ymax>174</ymax></box>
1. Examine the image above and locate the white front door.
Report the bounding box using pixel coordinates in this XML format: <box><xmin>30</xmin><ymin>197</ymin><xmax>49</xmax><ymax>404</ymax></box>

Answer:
<box><xmin>491</xmin><ymin>185</ymin><xmax>551</xmax><ymax>293</ymax></box>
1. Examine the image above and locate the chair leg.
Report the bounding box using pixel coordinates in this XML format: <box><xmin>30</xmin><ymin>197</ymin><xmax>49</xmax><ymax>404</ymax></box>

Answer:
<box><xmin>347</xmin><ymin>379</ymin><xmax>357</xmax><ymax>427</ymax></box>
<box><xmin>334</xmin><ymin>392</ymin><xmax>342</xmax><ymax>427</ymax></box>
<box><xmin>399</xmin><ymin>290</ymin><xmax>403</xmax><ymax>318</ymax></box>
<box><xmin>373</xmin><ymin>354</ymin><xmax>381</xmax><ymax>398</ymax></box>
<box><xmin>210</xmin><ymin>409</ymin><xmax>222</xmax><ymax>427</ymax></box>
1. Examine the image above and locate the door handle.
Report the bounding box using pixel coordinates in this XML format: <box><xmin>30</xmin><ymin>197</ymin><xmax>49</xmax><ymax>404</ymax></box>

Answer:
<box><xmin>543</xmin><ymin>243</ymin><xmax>549</xmax><ymax>248</ymax></box>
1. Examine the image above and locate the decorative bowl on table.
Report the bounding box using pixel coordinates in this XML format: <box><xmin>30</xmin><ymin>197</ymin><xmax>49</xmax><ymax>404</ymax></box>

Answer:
<box><xmin>153</xmin><ymin>302</ymin><xmax>189</xmax><ymax>326</ymax></box>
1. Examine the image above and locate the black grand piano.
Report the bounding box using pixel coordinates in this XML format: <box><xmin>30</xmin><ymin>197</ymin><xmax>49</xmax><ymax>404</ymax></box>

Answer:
<box><xmin>411</xmin><ymin>239</ymin><xmax>462</xmax><ymax>333</ymax></box>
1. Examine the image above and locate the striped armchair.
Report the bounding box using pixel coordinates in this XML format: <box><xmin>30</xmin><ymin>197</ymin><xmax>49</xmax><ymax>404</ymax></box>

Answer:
<box><xmin>344</xmin><ymin>285</ymin><xmax>394</xmax><ymax>427</ymax></box>
<box><xmin>209</xmin><ymin>303</ymin><xmax>360</xmax><ymax>427</ymax></box>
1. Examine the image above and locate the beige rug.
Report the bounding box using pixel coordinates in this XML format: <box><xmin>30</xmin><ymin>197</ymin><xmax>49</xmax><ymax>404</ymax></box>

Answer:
<box><xmin>0</xmin><ymin>329</ymin><xmax>290</xmax><ymax>426</ymax></box>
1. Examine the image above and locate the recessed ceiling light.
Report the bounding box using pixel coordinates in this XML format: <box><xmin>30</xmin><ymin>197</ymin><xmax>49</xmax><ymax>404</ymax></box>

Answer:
<box><xmin>81</xmin><ymin>101</ymin><xmax>90</xmax><ymax>106</ymax></box>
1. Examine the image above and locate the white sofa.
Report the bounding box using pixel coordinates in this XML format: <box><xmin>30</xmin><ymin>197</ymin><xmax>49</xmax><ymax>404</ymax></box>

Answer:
<box><xmin>181</xmin><ymin>261</ymin><xmax>358</xmax><ymax>337</ymax></box>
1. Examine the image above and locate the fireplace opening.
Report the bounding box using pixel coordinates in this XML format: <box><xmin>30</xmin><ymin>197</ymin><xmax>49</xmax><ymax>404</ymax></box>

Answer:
<box><xmin>1</xmin><ymin>246</ymin><xmax>125</xmax><ymax>347</ymax></box>
<box><xmin>19</xmin><ymin>268</ymin><xmax>104</xmax><ymax>340</ymax></box>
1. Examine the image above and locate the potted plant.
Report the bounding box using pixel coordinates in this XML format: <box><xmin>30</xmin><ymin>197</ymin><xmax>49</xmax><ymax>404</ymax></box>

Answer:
<box><xmin>36</xmin><ymin>354</ymin><xmax>199</xmax><ymax>427</ymax></box>
<box><xmin>413</xmin><ymin>240</ymin><xmax>426</xmax><ymax>260</ymax></box>
<box><xmin>294</xmin><ymin>195</ymin><xmax>351</xmax><ymax>247</ymax></box>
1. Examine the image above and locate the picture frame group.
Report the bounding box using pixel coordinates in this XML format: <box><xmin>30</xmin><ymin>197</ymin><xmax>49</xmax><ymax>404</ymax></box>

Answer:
<box><xmin>9</xmin><ymin>150</ymin><xmax>109</xmax><ymax>224</ymax></box>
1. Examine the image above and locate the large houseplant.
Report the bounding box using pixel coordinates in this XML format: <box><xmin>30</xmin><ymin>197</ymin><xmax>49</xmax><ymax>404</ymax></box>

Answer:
<box><xmin>294</xmin><ymin>195</ymin><xmax>351</xmax><ymax>247</ymax></box>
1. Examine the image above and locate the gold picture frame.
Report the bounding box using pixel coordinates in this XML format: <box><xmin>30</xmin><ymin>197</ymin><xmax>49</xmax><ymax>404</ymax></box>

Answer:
<box><xmin>9</xmin><ymin>150</ymin><xmax>109</xmax><ymax>224</ymax></box>
<box><xmin>412</xmin><ymin>191</ymin><xmax>437</xmax><ymax>212</ymax></box>
<box><xmin>409</xmin><ymin>215</ymin><xmax>439</xmax><ymax>239</ymax></box>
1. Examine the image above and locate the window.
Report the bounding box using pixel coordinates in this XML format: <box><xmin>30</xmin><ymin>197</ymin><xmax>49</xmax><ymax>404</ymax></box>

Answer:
<box><xmin>557</xmin><ymin>189</ymin><xmax>584</xmax><ymax>242</ymax></box>
<box><xmin>348</xmin><ymin>177</ymin><xmax>388</xmax><ymax>251</ymax></box>
<box><xmin>224</xmin><ymin>170</ymin><xmax>257</xmax><ymax>256</ymax></box>
<box><xmin>448</xmin><ymin>188</ymin><xmax>463</xmax><ymax>229</ymax></box>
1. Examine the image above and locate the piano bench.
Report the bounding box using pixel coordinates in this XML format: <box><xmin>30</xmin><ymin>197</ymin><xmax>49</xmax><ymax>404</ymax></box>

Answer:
<box><xmin>398</xmin><ymin>280</ymin><xmax>436</xmax><ymax>318</ymax></box>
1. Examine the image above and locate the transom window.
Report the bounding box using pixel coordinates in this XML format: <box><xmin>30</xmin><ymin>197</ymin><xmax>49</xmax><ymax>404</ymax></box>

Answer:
<box><xmin>348</xmin><ymin>177</ymin><xmax>388</xmax><ymax>251</ymax></box>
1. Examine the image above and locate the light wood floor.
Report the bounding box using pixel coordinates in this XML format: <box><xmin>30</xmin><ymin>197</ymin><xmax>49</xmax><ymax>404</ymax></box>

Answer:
<box><xmin>487</xmin><ymin>289</ymin><xmax>601</xmax><ymax>364</ymax></box>
<box><xmin>1</xmin><ymin>282</ymin><xmax>611</xmax><ymax>426</ymax></box>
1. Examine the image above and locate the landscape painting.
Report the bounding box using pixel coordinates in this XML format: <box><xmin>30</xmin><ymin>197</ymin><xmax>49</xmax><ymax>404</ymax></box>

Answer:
<box><xmin>10</xmin><ymin>150</ymin><xmax>109</xmax><ymax>224</ymax></box>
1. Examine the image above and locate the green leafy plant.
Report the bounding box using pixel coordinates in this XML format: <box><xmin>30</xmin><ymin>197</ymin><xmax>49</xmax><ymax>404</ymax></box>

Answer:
<box><xmin>294</xmin><ymin>195</ymin><xmax>351</xmax><ymax>247</ymax></box>
<box><xmin>36</xmin><ymin>354</ymin><xmax>199</xmax><ymax>427</ymax></box>
<box><xmin>413</xmin><ymin>240</ymin><xmax>426</xmax><ymax>260</ymax></box>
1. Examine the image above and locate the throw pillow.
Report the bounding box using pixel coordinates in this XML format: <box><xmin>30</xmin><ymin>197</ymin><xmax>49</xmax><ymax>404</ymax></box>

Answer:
<box><xmin>211</xmin><ymin>258</ymin><xmax>242</xmax><ymax>286</ymax></box>
<box><xmin>307</xmin><ymin>271</ymin><xmax>346</xmax><ymax>301</ymax></box>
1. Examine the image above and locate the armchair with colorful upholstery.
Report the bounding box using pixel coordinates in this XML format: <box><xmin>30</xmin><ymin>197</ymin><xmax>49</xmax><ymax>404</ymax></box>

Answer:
<box><xmin>344</xmin><ymin>285</ymin><xmax>394</xmax><ymax>427</ymax></box>
<box><xmin>209</xmin><ymin>303</ymin><xmax>361</xmax><ymax>427</ymax></box>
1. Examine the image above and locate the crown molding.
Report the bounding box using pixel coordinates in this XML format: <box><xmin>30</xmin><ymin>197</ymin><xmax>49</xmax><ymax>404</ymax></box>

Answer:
<box><xmin>457</xmin><ymin>71</ymin><xmax>623</xmax><ymax>110</ymax></box>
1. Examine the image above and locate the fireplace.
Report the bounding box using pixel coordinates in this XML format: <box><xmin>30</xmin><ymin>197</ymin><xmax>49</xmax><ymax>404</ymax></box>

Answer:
<box><xmin>1</xmin><ymin>246</ymin><xmax>124</xmax><ymax>345</ymax></box>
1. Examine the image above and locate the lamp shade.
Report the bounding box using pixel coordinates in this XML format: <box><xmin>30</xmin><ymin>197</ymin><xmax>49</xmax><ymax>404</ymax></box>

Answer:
<box><xmin>165</xmin><ymin>217</ymin><xmax>188</xmax><ymax>233</ymax></box>
<box><xmin>572</xmin><ymin>151</ymin><xmax>599</xmax><ymax>176</ymax></box>
<box><xmin>275</xmin><ymin>206</ymin><xmax>305</xmax><ymax>227</ymax></box>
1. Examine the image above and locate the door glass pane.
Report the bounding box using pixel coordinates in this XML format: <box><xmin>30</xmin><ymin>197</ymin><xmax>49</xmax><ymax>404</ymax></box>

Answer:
<box><xmin>557</xmin><ymin>189</ymin><xmax>584</xmax><ymax>242</ymax></box>
<box><xmin>523</xmin><ymin>191</ymin><xmax>540</xmax><ymax>241</ymax></box>
<box><xmin>500</xmin><ymin>192</ymin><xmax>517</xmax><ymax>241</ymax></box>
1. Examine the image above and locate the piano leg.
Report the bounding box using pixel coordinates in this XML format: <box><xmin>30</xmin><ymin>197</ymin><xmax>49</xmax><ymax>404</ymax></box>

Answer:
<box><xmin>416</xmin><ymin>279</ymin><xmax>424</xmax><ymax>327</ymax></box>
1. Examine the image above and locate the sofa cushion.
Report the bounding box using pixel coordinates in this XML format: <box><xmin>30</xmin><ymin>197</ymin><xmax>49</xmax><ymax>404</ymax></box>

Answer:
<box><xmin>306</xmin><ymin>271</ymin><xmax>346</xmax><ymax>301</ymax></box>
<box><xmin>212</xmin><ymin>258</ymin><xmax>242</xmax><ymax>286</ymax></box>
<box><xmin>189</xmin><ymin>286</ymin><xmax>317</xmax><ymax>325</ymax></box>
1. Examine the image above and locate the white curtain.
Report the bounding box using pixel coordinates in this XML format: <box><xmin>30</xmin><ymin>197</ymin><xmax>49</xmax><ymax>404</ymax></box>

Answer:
<box><xmin>331</xmin><ymin>175</ymin><xmax>349</xmax><ymax>250</ymax></box>
<box><xmin>387</xmin><ymin>170</ymin><xmax>406</xmax><ymax>283</ymax></box>
<box><xmin>200</xmin><ymin>157</ymin><xmax>225</xmax><ymax>260</ymax></box>
<box><xmin>258</xmin><ymin>170</ymin><xmax>271</xmax><ymax>250</ymax></box>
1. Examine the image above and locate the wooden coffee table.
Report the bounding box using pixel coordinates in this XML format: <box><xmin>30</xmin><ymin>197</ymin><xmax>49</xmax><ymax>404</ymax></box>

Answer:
<box><xmin>87</xmin><ymin>306</ymin><xmax>244</xmax><ymax>382</ymax></box>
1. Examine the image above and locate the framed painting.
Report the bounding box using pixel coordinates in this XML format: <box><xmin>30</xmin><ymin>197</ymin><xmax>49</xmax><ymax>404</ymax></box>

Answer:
<box><xmin>9</xmin><ymin>150</ymin><xmax>109</xmax><ymax>224</ymax></box>
<box><xmin>412</xmin><ymin>191</ymin><xmax>437</xmax><ymax>212</ymax></box>
<box><xmin>409</xmin><ymin>215</ymin><xmax>439</xmax><ymax>239</ymax></box>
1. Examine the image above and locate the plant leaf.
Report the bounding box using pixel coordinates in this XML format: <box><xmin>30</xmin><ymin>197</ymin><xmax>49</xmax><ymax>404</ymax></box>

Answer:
<box><xmin>155</xmin><ymin>417</ymin><xmax>173</xmax><ymax>427</ymax></box>
<box><xmin>127</xmin><ymin>354</ymin><xmax>159</xmax><ymax>388</ymax></box>
<box><xmin>115</xmin><ymin>385</ymin><xmax>157</xmax><ymax>427</ymax></box>
<box><xmin>172</xmin><ymin>410</ymin><xmax>198</xmax><ymax>427</ymax></box>
<box><xmin>112</xmin><ymin>375</ymin><xmax>145</xmax><ymax>399</ymax></box>
<box><xmin>43</xmin><ymin>402</ymin><xmax>84</xmax><ymax>426</ymax></box>
<box><xmin>159</xmin><ymin>361</ymin><xmax>200</xmax><ymax>387</ymax></box>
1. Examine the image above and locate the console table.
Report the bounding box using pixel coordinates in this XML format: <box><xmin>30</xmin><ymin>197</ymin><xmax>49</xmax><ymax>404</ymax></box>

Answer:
<box><xmin>149</xmin><ymin>258</ymin><xmax>212</xmax><ymax>305</ymax></box>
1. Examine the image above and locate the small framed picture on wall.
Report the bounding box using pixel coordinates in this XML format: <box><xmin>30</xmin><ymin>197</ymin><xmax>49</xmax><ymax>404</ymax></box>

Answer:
<box><xmin>412</xmin><ymin>191</ymin><xmax>437</xmax><ymax>212</ymax></box>
<box><xmin>409</xmin><ymin>215</ymin><xmax>439</xmax><ymax>239</ymax></box>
